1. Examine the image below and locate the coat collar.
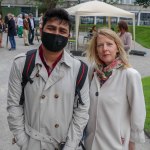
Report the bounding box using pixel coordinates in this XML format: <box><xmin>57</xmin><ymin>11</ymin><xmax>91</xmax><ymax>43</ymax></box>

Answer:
<box><xmin>31</xmin><ymin>48</ymin><xmax>74</xmax><ymax>84</ymax></box>
<box><xmin>35</xmin><ymin>48</ymin><xmax>73</xmax><ymax>68</ymax></box>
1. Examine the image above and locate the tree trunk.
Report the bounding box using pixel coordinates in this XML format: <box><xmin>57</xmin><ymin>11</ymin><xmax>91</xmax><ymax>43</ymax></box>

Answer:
<box><xmin>44</xmin><ymin>0</ymin><xmax>58</xmax><ymax>9</ymax></box>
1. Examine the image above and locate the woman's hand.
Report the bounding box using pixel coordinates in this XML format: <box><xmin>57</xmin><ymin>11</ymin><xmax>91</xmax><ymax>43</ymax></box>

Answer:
<box><xmin>129</xmin><ymin>141</ymin><xmax>135</xmax><ymax>150</ymax></box>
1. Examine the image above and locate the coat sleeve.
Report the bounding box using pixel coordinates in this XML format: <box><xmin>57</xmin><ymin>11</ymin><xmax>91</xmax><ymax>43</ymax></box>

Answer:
<box><xmin>7</xmin><ymin>58</ymin><xmax>29</xmax><ymax>147</ymax></box>
<box><xmin>126</xmin><ymin>68</ymin><xmax>146</xmax><ymax>143</ymax></box>
<box><xmin>63</xmin><ymin>68</ymin><xmax>90</xmax><ymax>150</ymax></box>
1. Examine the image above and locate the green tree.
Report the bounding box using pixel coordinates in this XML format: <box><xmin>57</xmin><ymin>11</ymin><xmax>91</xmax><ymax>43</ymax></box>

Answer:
<box><xmin>0</xmin><ymin>0</ymin><xmax>3</xmax><ymax>15</ymax></box>
<box><xmin>35</xmin><ymin>0</ymin><xmax>64</xmax><ymax>13</ymax></box>
<box><xmin>135</xmin><ymin>0</ymin><xmax>150</xmax><ymax>8</ymax></box>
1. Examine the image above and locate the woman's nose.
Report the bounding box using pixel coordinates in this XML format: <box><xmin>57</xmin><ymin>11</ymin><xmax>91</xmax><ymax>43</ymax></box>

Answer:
<box><xmin>103</xmin><ymin>44</ymin><xmax>108</xmax><ymax>51</ymax></box>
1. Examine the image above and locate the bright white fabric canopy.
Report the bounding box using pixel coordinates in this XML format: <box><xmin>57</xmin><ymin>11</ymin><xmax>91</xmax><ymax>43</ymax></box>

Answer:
<box><xmin>66</xmin><ymin>0</ymin><xmax>135</xmax><ymax>50</ymax></box>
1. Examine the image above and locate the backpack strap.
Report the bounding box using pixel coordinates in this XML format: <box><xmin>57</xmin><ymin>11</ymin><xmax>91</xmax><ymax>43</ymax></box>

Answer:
<box><xmin>75</xmin><ymin>60</ymin><xmax>88</xmax><ymax>107</ymax></box>
<box><xmin>19</xmin><ymin>49</ymin><xmax>37</xmax><ymax>105</ymax></box>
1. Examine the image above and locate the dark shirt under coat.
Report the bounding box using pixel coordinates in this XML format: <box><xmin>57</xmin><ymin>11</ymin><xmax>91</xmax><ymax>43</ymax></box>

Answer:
<box><xmin>28</xmin><ymin>18</ymin><xmax>35</xmax><ymax>31</ymax></box>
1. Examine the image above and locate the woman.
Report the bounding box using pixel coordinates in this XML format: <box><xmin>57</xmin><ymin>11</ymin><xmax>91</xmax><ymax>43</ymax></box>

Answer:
<box><xmin>118</xmin><ymin>20</ymin><xmax>132</xmax><ymax>53</ymax></box>
<box><xmin>0</xmin><ymin>19</ymin><xmax>4</xmax><ymax>48</ymax></box>
<box><xmin>89</xmin><ymin>25</ymin><xmax>97</xmax><ymax>39</ymax></box>
<box><xmin>85</xmin><ymin>28</ymin><xmax>146</xmax><ymax>150</ymax></box>
<box><xmin>17</xmin><ymin>14</ymin><xmax>23</xmax><ymax>38</ymax></box>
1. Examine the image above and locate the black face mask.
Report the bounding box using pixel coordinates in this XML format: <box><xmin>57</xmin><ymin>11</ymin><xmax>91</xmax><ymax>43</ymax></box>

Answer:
<box><xmin>41</xmin><ymin>32</ymin><xmax>68</xmax><ymax>52</ymax></box>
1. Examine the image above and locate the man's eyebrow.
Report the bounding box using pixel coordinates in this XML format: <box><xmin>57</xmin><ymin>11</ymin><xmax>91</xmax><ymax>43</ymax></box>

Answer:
<box><xmin>59</xmin><ymin>27</ymin><xmax>68</xmax><ymax>31</ymax></box>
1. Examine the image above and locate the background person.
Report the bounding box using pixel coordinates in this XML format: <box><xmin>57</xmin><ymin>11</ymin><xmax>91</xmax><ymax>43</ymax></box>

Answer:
<box><xmin>23</xmin><ymin>13</ymin><xmax>29</xmax><ymax>46</ymax></box>
<box><xmin>7</xmin><ymin>8</ymin><xmax>89</xmax><ymax>150</ymax></box>
<box><xmin>85</xmin><ymin>28</ymin><xmax>146</xmax><ymax>150</ymax></box>
<box><xmin>89</xmin><ymin>25</ymin><xmax>97</xmax><ymax>39</ymax></box>
<box><xmin>7</xmin><ymin>13</ymin><xmax>16</xmax><ymax>50</ymax></box>
<box><xmin>28</xmin><ymin>13</ymin><xmax>35</xmax><ymax>45</ymax></box>
<box><xmin>117</xmin><ymin>20</ymin><xmax>132</xmax><ymax>53</ymax></box>
<box><xmin>39</xmin><ymin>13</ymin><xmax>43</xmax><ymax>34</ymax></box>
<box><xmin>0</xmin><ymin>19</ymin><xmax>4</xmax><ymax>48</ymax></box>
<box><xmin>17</xmin><ymin>14</ymin><xmax>23</xmax><ymax>38</ymax></box>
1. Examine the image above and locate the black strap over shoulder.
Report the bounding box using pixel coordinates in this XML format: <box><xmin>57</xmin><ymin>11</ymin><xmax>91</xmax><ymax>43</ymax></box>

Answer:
<box><xmin>75</xmin><ymin>60</ymin><xmax>88</xmax><ymax>107</ymax></box>
<box><xmin>19</xmin><ymin>49</ymin><xmax>37</xmax><ymax>105</ymax></box>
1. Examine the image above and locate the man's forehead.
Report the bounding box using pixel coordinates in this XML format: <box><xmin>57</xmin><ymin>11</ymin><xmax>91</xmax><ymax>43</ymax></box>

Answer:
<box><xmin>47</xmin><ymin>17</ymin><xmax>69</xmax><ymax>26</ymax></box>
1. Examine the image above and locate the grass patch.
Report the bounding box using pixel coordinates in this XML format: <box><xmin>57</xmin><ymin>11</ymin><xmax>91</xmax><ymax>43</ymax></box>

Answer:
<box><xmin>142</xmin><ymin>76</ymin><xmax>150</xmax><ymax>133</ymax></box>
<box><xmin>135</xmin><ymin>26</ymin><xmax>150</xmax><ymax>48</ymax></box>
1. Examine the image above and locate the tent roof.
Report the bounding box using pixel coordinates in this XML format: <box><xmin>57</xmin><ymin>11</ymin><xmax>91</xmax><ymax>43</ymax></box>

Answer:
<box><xmin>66</xmin><ymin>1</ymin><xmax>134</xmax><ymax>18</ymax></box>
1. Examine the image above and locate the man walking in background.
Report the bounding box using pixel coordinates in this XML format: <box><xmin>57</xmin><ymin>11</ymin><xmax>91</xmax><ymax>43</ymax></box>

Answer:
<box><xmin>7</xmin><ymin>13</ymin><xmax>16</xmax><ymax>50</ymax></box>
<box><xmin>23</xmin><ymin>13</ymin><xmax>29</xmax><ymax>46</ymax></box>
<box><xmin>28</xmin><ymin>13</ymin><xmax>35</xmax><ymax>45</ymax></box>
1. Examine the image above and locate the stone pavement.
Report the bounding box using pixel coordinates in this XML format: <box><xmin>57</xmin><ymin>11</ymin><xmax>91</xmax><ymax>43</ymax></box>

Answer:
<box><xmin>0</xmin><ymin>32</ymin><xmax>150</xmax><ymax>150</ymax></box>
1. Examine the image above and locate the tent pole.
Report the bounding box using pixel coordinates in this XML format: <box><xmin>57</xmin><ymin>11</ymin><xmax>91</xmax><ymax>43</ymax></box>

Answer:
<box><xmin>133</xmin><ymin>16</ymin><xmax>136</xmax><ymax>50</ymax></box>
<box><xmin>108</xmin><ymin>17</ymin><xmax>111</xmax><ymax>29</ymax></box>
<box><xmin>94</xmin><ymin>16</ymin><xmax>96</xmax><ymax>25</ymax></box>
<box><xmin>75</xmin><ymin>15</ymin><xmax>80</xmax><ymax>51</ymax></box>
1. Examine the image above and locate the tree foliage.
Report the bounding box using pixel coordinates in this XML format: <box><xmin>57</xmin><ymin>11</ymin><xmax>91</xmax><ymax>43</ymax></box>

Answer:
<box><xmin>35</xmin><ymin>0</ymin><xmax>63</xmax><ymax>13</ymax></box>
<box><xmin>135</xmin><ymin>0</ymin><xmax>150</xmax><ymax>8</ymax></box>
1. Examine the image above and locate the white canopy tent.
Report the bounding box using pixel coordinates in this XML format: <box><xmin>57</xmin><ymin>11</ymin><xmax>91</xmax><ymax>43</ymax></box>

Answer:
<box><xmin>66</xmin><ymin>0</ymin><xmax>135</xmax><ymax>50</ymax></box>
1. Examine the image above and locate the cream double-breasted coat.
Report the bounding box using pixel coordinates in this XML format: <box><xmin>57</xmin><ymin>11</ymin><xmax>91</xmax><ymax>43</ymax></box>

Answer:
<box><xmin>7</xmin><ymin>49</ymin><xmax>90</xmax><ymax>150</ymax></box>
<box><xmin>85</xmin><ymin>67</ymin><xmax>146</xmax><ymax>150</ymax></box>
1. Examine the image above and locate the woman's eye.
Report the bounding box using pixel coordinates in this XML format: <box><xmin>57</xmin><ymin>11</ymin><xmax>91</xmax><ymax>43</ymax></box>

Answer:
<box><xmin>97</xmin><ymin>44</ymin><xmax>103</xmax><ymax>47</ymax></box>
<box><xmin>107</xmin><ymin>43</ymin><xmax>113</xmax><ymax>46</ymax></box>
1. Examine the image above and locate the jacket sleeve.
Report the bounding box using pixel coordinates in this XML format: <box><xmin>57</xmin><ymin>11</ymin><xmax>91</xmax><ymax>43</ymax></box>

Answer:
<box><xmin>63</xmin><ymin>69</ymin><xmax>90</xmax><ymax>150</ymax></box>
<box><xmin>7</xmin><ymin>59</ymin><xmax>29</xmax><ymax>147</ymax></box>
<box><xmin>126</xmin><ymin>68</ymin><xmax>146</xmax><ymax>143</ymax></box>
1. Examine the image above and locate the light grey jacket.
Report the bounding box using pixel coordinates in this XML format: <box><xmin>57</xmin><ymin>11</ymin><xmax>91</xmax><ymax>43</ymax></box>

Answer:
<box><xmin>118</xmin><ymin>32</ymin><xmax>132</xmax><ymax>52</ymax></box>
<box><xmin>7</xmin><ymin>49</ymin><xmax>90</xmax><ymax>150</ymax></box>
<box><xmin>85</xmin><ymin>67</ymin><xmax>146</xmax><ymax>150</ymax></box>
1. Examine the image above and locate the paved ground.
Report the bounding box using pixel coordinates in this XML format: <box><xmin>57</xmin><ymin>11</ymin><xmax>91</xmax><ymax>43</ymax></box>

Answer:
<box><xmin>0</xmin><ymin>32</ymin><xmax>150</xmax><ymax>150</ymax></box>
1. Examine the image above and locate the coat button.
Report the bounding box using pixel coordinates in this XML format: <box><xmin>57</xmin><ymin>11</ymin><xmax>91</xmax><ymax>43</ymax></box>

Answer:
<box><xmin>95</xmin><ymin>92</ymin><xmax>99</xmax><ymax>96</ymax></box>
<box><xmin>55</xmin><ymin>124</ymin><xmax>59</xmax><ymax>128</ymax></box>
<box><xmin>41</xmin><ymin>95</ymin><xmax>45</xmax><ymax>99</ymax></box>
<box><xmin>36</xmin><ymin>73</ymin><xmax>39</xmax><ymax>77</ymax></box>
<box><xmin>54</xmin><ymin>94</ymin><xmax>59</xmax><ymax>99</ymax></box>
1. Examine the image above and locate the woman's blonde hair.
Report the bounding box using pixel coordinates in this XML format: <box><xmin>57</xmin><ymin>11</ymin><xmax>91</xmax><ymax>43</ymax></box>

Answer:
<box><xmin>87</xmin><ymin>28</ymin><xmax>130</xmax><ymax>68</ymax></box>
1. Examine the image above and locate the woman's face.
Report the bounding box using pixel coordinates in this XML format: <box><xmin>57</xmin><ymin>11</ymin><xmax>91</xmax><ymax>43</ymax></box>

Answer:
<box><xmin>97</xmin><ymin>34</ymin><xmax>118</xmax><ymax>65</ymax></box>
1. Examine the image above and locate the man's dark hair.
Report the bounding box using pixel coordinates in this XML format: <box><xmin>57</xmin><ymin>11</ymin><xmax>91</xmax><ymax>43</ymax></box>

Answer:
<box><xmin>42</xmin><ymin>8</ymin><xmax>72</xmax><ymax>31</ymax></box>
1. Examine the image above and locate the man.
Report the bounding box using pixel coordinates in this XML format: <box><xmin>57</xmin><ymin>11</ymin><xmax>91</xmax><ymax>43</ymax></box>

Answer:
<box><xmin>23</xmin><ymin>13</ymin><xmax>29</xmax><ymax>46</ymax></box>
<box><xmin>7</xmin><ymin>8</ymin><xmax>89</xmax><ymax>150</ymax></box>
<box><xmin>7</xmin><ymin>13</ymin><xmax>16</xmax><ymax>50</ymax></box>
<box><xmin>28</xmin><ymin>13</ymin><xmax>35</xmax><ymax>45</ymax></box>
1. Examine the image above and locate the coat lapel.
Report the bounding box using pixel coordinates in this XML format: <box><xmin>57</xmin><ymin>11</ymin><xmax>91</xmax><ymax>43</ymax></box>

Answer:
<box><xmin>38</xmin><ymin>65</ymin><xmax>49</xmax><ymax>83</ymax></box>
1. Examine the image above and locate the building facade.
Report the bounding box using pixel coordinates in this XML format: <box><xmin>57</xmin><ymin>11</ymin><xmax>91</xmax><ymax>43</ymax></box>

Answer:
<box><xmin>1</xmin><ymin>0</ymin><xmax>150</xmax><ymax>25</ymax></box>
<box><xmin>1</xmin><ymin>0</ymin><xmax>38</xmax><ymax>17</ymax></box>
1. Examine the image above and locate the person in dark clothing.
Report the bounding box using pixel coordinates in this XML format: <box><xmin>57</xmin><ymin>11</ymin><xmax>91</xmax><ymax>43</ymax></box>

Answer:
<box><xmin>8</xmin><ymin>13</ymin><xmax>16</xmax><ymax>50</ymax></box>
<box><xmin>28</xmin><ymin>13</ymin><xmax>35</xmax><ymax>45</ymax></box>
<box><xmin>0</xmin><ymin>19</ymin><xmax>4</xmax><ymax>48</ymax></box>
